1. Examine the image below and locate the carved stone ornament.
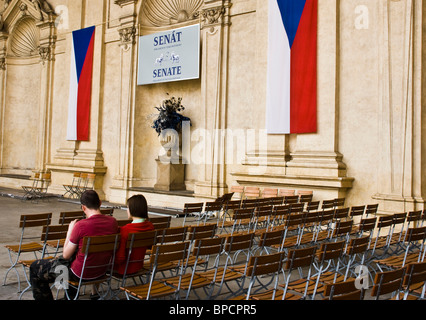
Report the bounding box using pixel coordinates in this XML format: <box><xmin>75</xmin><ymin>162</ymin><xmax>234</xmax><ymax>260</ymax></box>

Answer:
<box><xmin>118</xmin><ymin>26</ymin><xmax>136</xmax><ymax>50</ymax></box>
<box><xmin>140</xmin><ymin>0</ymin><xmax>203</xmax><ymax>27</ymax></box>
<box><xmin>201</xmin><ymin>6</ymin><xmax>226</xmax><ymax>26</ymax></box>
<box><xmin>0</xmin><ymin>57</ymin><xmax>5</xmax><ymax>70</ymax></box>
<box><xmin>9</xmin><ymin>17</ymin><xmax>40</xmax><ymax>57</ymax></box>
<box><xmin>38</xmin><ymin>44</ymin><xmax>52</xmax><ymax>63</ymax></box>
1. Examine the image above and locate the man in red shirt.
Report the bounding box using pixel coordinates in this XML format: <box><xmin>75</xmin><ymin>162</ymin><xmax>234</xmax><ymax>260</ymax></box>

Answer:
<box><xmin>30</xmin><ymin>190</ymin><xmax>118</xmax><ymax>300</ymax></box>
<box><xmin>114</xmin><ymin>194</ymin><xmax>155</xmax><ymax>275</ymax></box>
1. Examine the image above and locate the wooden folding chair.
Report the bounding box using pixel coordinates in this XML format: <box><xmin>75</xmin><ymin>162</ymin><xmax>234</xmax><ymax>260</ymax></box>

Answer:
<box><xmin>278</xmin><ymin>189</ymin><xmax>295</xmax><ymax>197</ymax></box>
<box><xmin>32</xmin><ymin>172</ymin><xmax>51</xmax><ymax>201</ymax></box>
<box><xmin>200</xmin><ymin>201</ymin><xmax>223</xmax><ymax>225</ymax></box>
<box><xmin>100</xmin><ymin>208</ymin><xmax>114</xmax><ymax>216</ymax></box>
<box><xmin>287</xmin><ymin>240</ymin><xmax>347</xmax><ymax>300</ymax></box>
<box><xmin>251</xmin><ymin>246</ymin><xmax>317</xmax><ymax>300</ymax></box>
<box><xmin>220</xmin><ymin>208</ymin><xmax>255</xmax><ymax>236</ymax></box>
<box><xmin>62</xmin><ymin>172</ymin><xmax>81</xmax><ymax>199</ymax></box>
<box><xmin>298</xmin><ymin>193</ymin><xmax>313</xmax><ymax>205</ymax></box>
<box><xmin>120</xmin><ymin>241</ymin><xmax>191</xmax><ymax>300</ymax></box>
<box><xmin>3</xmin><ymin>213</ymin><xmax>52</xmax><ymax>292</ymax></box>
<box><xmin>21</xmin><ymin>171</ymin><xmax>42</xmax><ymax>200</ymax></box>
<box><xmin>273</xmin><ymin>212</ymin><xmax>306</xmax><ymax>251</ymax></box>
<box><xmin>323</xmin><ymin>279</ymin><xmax>364</xmax><ymax>300</ymax></box>
<box><xmin>351</xmin><ymin>217</ymin><xmax>377</xmax><ymax>239</ymax></box>
<box><xmin>252</xmin><ymin>205</ymin><xmax>273</xmax><ymax>234</ymax></box>
<box><xmin>244</xmin><ymin>186</ymin><xmax>260</xmax><ymax>199</ymax></box>
<box><xmin>111</xmin><ymin>230</ymin><xmax>157</xmax><ymax>297</ymax></box>
<box><xmin>387</xmin><ymin>212</ymin><xmax>408</xmax><ymax>255</ymax></box>
<box><xmin>148</xmin><ymin>216</ymin><xmax>171</xmax><ymax>230</ymax></box>
<box><xmin>241</xmin><ymin>198</ymin><xmax>259</xmax><ymax>210</ymax></box>
<box><xmin>232</xmin><ymin>251</ymin><xmax>287</xmax><ymax>300</ymax></box>
<box><xmin>187</xmin><ymin>224</ymin><xmax>217</xmax><ymax>244</ymax></box>
<box><xmin>156</xmin><ymin>226</ymin><xmax>188</xmax><ymax>245</ymax></box>
<box><xmin>371</xmin><ymin>267</ymin><xmax>406</xmax><ymax>300</ymax></box>
<box><xmin>74</xmin><ymin>173</ymin><xmax>96</xmax><ymax>198</ymax></box>
<box><xmin>201</xmin><ymin>232</ymin><xmax>255</xmax><ymax>299</ymax></box>
<box><xmin>230</xmin><ymin>185</ymin><xmax>245</xmax><ymax>200</ymax></box>
<box><xmin>117</xmin><ymin>219</ymin><xmax>133</xmax><ymax>227</ymax></box>
<box><xmin>365</xmin><ymin>204</ymin><xmax>379</xmax><ymax>217</ymax></box>
<box><xmin>65</xmin><ymin>233</ymin><xmax>121</xmax><ymax>300</ymax></box>
<box><xmin>58</xmin><ymin>211</ymin><xmax>85</xmax><ymax>225</ymax></box>
<box><xmin>262</xmin><ymin>188</ymin><xmax>278</xmax><ymax>198</ymax></box>
<box><xmin>182</xmin><ymin>203</ymin><xmax>204</xmax><ymax>226</ymax></box>
<box><xmin>253</xmin><ymin>228</ymin><xmax>286</xmax><ymax>255</ymax></box>
<box><xmin>375</xmin><ymin>226</ymin><xmax>426</xmax><ymax>272</ymax></box>
<box><xmin>268</xmin><ymin>204</ymin><xmax>291</xmax><ymax>229</ymax></box>
<box><xmin>334</xmin><ymin>198</ymin><xmax>346</xmax><ymax>208</ymax></box>
<box><xmin>349</xmin><ymin>205</ymin><xmax>366</xmax><ymax>220</ymax></box>
<box><xmin>284</xmin><ymin>195</ymin><xmax>299</xmax><ymax>205</ymax></box>
<box><xmin>18</xmin><ymin>225</ymin><xmax>69</xmax><ymax>299</ymax></box>
<box><xmin>163</xmin><ymin>237</ymin><xmax>226</xmax><ymax>299</ymax></box>
<box><xmin>305</xmin><ymin>201</ymin><xmax>320</xmax><ymax>213</ymax></box>
<box><xmin>369</xmin><ymin>215</ymin><xmax>395</xmax><ymax>260</ymax></box>
<box><xmin>401</xmin><ymin>261</ymin><xmax>426</xmax><ymax>300</ymax></box>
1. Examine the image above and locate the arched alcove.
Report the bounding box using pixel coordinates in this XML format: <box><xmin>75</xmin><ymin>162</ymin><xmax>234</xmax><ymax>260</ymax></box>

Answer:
<box><xmin>2</xmin><ymin>15</ymin><xmax>41</xmax><ymax>175</ymax></box>
<box><xmin>8</xmin><ymin>16</ymin><xmax>39</xmax><ymax>57</ymax></box>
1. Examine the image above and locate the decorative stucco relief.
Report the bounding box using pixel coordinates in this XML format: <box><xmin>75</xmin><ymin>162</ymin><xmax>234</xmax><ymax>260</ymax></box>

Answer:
<box><xmin>140</xmin><ymin>0</ymin><xmax>203</xmax><ymax>27</ymax></box>
<box><xmin>9</xmin><ymin>16</ymin><xmax>39</xmax><ymax>57</ymax></box>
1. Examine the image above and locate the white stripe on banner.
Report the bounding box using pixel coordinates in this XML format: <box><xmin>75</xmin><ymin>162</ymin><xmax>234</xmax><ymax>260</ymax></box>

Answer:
<box><xmin>266</xmin><ymin>0</ymin><xmax>291</xmax><ymax>134</ymax></box>
<box><xmin>66</xmin><ymin>38</ymin><xmax>78</xmax><ymax>141</ymax></box>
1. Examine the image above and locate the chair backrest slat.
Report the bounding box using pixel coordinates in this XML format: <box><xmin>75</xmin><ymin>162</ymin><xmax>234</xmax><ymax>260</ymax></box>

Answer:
<box><xmin>19</xmin><ymin>213</ymin><xmax>52</xmax><ymax>228</ymax></box>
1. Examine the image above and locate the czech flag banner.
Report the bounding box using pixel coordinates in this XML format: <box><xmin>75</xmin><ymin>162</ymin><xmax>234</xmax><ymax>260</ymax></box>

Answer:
<box><xmin>67</xmin><ymin>26</ymin><xmax>95</xmax><ymax>141</ymax></box>
<box><xmin>266</xmin><ymin>0</ymin><xmax>317</xmax><ymax>134</ymax></box>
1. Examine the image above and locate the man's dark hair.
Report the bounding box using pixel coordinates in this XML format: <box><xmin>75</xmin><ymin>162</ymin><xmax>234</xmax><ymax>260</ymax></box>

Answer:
<box><xmin>127</xmin><ymin>195</ymin><xmax>148</xmax><ymax>219</ymax></box>
<box><xmin>80</xmin><ymin>190</ymin><xmax>101</xmax><ymax>210</ymax></box>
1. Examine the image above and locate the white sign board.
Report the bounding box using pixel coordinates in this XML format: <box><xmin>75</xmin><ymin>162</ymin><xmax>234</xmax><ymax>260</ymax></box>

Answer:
<box><xmin>137</xmin><ymin>24</ymin><xmax>200</xmax><ymax>85</ymax></box>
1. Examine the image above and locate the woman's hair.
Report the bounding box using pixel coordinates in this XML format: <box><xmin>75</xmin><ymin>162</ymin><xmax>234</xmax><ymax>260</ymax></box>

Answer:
<box><xmin>127</xmin><ymin>194</ymin><xmax>148</xmax><ymax>219</ymax></box>
<box><xmin>80</xmin><ymin>190</ymin><xmax>101</xmax><ymax>210</ymax></box>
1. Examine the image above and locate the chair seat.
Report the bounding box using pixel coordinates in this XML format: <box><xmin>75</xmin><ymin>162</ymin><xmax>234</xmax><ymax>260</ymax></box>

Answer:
<box><xmin>374</xmin><ymin>252</ymin><xmax>420</xmax><ymax>269</ymax></box>
<box><xmin>163</xmin><ymin>273</ymin><xmax>211</xmax><ymax>290</ymax></box>
<box><xmin>120</xmin><ymin>280</ymin><xmax>177</xmax><ymax>299</ymax></box>
<box><xmin>5</xmin><ymin>242</ymin><xmax>44</xmax><ymax>253</ymax></box>
<box><xmin>198</xmin><ymin>267</ymin><xmax>244</xmax><ymax>283</ymax></box>
<box><xmin>250</xmin><ymin>289</ymin><xmax>303</xmax><ymax>300</ymax></box>
<box><xmin>68</xmin><ymin>275</ymin><xmax>109</xmax><ymax>287</ymax></box>
<box><xmin>312</xmin><ymin>271</ymin><xmax>355</xmax><ymax>284</ymax></box>
<box><xmin>46</xmin><ymin>239</ymin><xmax>65</xmax><ymax>248</ymax></box>
<box><xmin>283</xmin><ymin>278</ymin><xmax>325</xmax><ymax>295</ymax></box>
<box><xmin>19</xmin><ymin>256</ymin><xmax>54</xmax><ymax>267</ymax></box>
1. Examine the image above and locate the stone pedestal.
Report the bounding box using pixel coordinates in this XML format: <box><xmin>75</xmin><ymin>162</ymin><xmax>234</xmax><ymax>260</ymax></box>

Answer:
<box><xmin>154</xmin><ymin>158</ymin><xmax>185</xmax><ymax>191</ymax></box>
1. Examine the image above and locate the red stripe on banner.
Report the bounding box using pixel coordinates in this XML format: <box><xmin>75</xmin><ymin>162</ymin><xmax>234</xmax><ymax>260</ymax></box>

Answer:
<box><xmin>290</xmin><ymin>0</ymin><xmax>317</xmax><ymax>134</ymax></box>
<box><xmin>76</xmin><ymin>31</ymin><xmax>95</xmax><ymax>141</ymax></box>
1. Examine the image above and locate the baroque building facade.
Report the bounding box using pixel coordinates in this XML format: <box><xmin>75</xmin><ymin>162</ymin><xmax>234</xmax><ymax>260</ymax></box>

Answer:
<box><xmin>0</xmin><ymin>0</ymin><xmax>424</xmax><ymax>214</ymax></box>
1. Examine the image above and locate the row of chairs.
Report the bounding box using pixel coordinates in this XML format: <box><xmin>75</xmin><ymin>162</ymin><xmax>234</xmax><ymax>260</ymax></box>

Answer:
<box><xmin>119</xmin><ymin>201</ymin><xmax>367</xmax><ymax>300</ymax></box>
<box><xmin>62</xmin><ymin>172</ymin><xmax>96</xmax><ymax>199</ymax></box>
<box><xmin>6</xmin><ymin>204</ymin><xmax>426</xmax><ymax>300</ymax></box>
<box><xmin>118</xmin><ymin>218</ymin><xmax>426</xmax><ymax>300</ymax></box>
<box><xmin>181</xmin><ymin>195</ymin><xmax>349</xmax><ymax>226</ymax></box>
<box><xmin>21</xmin><ymin>171</ymin><xmax>51</xmax><ymax>202</ymax></box>
<box><xmin>230</xmin><ymin>185</ymin><xmax>313</xmax><ymax>200</ymax></box>
<box><xmin>7</xmin><ymin>207</ymin><xmax>425</xmax><ymax>300</ymax></box>
<box><xmin>2</xmin><ymin>209</ymin><xmax>177</xmax><ymax>300</ymax></box>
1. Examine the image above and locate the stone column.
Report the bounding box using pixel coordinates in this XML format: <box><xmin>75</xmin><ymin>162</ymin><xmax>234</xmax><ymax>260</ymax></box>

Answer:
<box><xmin>373</xmin><ymin>0</ymin><xmax>425</xmax><ymax>212</ymax></box>
<box><xmin>0</xmin><ymin>31</ymin><xmax>7</xmax><ymax>173</ymax></box>
<box><xmin>108</xmin><ymin>0</ymin><xmax>138</xmax><ymax>203</ymax></box>
<box><xmin>193</xmin><ymin>0</ymin><xmax>231</xmax><ymax>199</ymax></box>
<box><xmin>36</xmin><ymin>18</ymin><xmax>56</xmax><ymax>172</ymax></box>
